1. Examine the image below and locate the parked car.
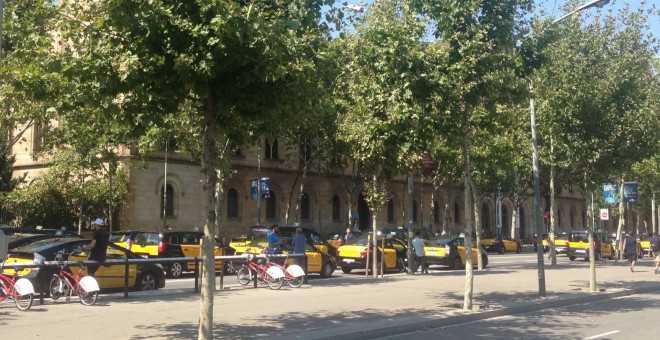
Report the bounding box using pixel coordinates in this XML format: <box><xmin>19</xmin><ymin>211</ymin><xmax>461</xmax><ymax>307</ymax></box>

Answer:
<box><xmin>638</xmin><ymin>234</ymin><xmax>652</xmax><ymax>257</ymax></box>
<box><xmin>3</xmin><ymin>238</ymin><xmax>165</xmax><ymax>293</ymax></box>
<box><xmin>326</xmin><ymin>230</ymin><xmax>363</xmax><ymax>248</ymax></box>
<box><xmin>481</xmin><ymin>235</ymin><xmax>521</xmax><ymax>254</ymax></box>
<box><xmin>0</xmin><ymin>227</ymin><xmax>80</xmax><ymax>237</ymax></box>
<box><xmin>567</xmin><ymin>230</ymin><xmax>614</xmax><ymax>261</ymax></box>
<box><xmin>6</xmin><ymin>233</ymin><xmax>82</xmax><ymax>249</ymax></box>
<box><xmin>336</xmin><ymin>235</ymin><xmax>407</xmax><ymax>274</ymax></box>
<box><xmin>543</xmin><ymin>232</ymin><xmax>569</xmax><ymax>254</ymax></box>
<box><xmin>231</xmin><ymin>226</ymin><xmax>337</xmax><ymax>257</ymax></box>
<box><xmin>378</xmin><ymin>227</ymin><xmax>434</xmax><ymax>242</ymax></box>
<box><xmin>424</xmin><ymin>236</ymin><xmax>488</xmax><ymax>270</ymax></box>
<box><xmin>110</xmin><ymin>230</ymin><xmax>231</xmax><ymax>278</ymax></box>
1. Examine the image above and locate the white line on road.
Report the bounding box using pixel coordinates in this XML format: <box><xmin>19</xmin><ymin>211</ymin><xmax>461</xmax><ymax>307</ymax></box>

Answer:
<box><xmin>584</xmin><ymin>330</ymin><xmax>620</xmax><ymax>339</ymax></box>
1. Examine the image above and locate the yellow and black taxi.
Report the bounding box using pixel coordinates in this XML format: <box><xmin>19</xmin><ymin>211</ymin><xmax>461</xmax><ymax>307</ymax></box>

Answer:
<box><xmin>326</xmin><ymin>230</ymin><xmax>363</xmax><ymax>249</ymax></box>
<box><xmin>567</xmin><ymin>230</ymin><xmax>614</xmax><ymax>261</ymax></box>
<box><xmin>3</xmin><ymin>238</ymin><xmax>166</xmax><ymax>293</ymax></box>
<box><xmin>110</xmin><ymin>230</ymin><xmax>231</xmax><ymax>278</ymax></box>
<box><xmin>336</xmin><ymin>235</ymin><xmax>407</xmax><ymax>274</ymax></box>
<box><xmin>481</xmin><ymin>234</ymin><xmax>521</xmax><ymax>254</ymax></box>
<box><xmin>379</xmin><ymin>227</ymin><xmax>434</xmax><ymax>243</ymax></box>
<box><xmin>638</xmin><ymin>234</ymin><xmax>652</xmax><ymax>258</ymax></box>
<box><xmin>237</xmin><ymin>232</ymin><xmax>337</xmax><ymax>277</ymax></box>
<box><xmin>231</xmin><ymin>226</ymin><xmax>337</xmax><ymax>257</ymax></box>
<box><xmin>424</xmin><ymin>236</ymin><xmax>488</xmax><ymax>270</ymax></box>
<box><xmin>543</xmin><ymin>232</ymin><xmax>569</xmax><ymax>255</ymax></box>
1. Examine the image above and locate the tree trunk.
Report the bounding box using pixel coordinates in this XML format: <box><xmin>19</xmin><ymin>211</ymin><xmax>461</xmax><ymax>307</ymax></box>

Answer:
<box><xmin>469</xmin><ymin>180</ymin><xmax>483</xmax><ymax>271</ymax></box>
<box><xmin>462</xmin><ymin>137</ymin><xmax>474</xmax><ymax>310</ymax></box>
<box><xmin>285</xmin><ymin>169</ymin><xmax>301</xmax><ymax>225</ymax></box>
<box><xmin>584</xmin><ymin>175</ymin><xmax>596</xmax><ymax>293</ymax></box>
<box><xmin>615</xmin><ymin>176</ymin><xmax>625</xmax><ymax>259</ymax></box>
<box><xmin>549</xmin><ymin>154</ymin><xmax>557</xmax><ymax>265</ymax></box>
<box><xmin>444</xmin><ymin>185</ymin><xmax>453</xmax><ymax>235</ymax></box>
<box><xmin>198</xmin><ymin>91</ymin><xmax>217</xmax><ymax>340</ymax></box>
<box><xmin>371</xmin><ymin>173</ymin><xmax>379</xmax><ymax>278</ymax></box>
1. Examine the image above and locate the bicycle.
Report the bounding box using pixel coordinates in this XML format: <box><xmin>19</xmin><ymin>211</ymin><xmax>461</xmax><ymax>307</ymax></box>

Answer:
<box><xmin>49</xmin><ymin>252</ymin><xmax>100</xmax><ymax>306</ymax></box>
<box><xmin>236</xmin><ymin>254</ymin><xmax>285</xmax><ymax>290</ymax></box>
<box><xmin>265</xmin><ymin>255</ymin><xmax>305</xmax><ymax>288</ymax></box>
<box><xmin>0</xmin><ymin>259</ymin><xmax>35</xmax><ymax>311</ymax></box>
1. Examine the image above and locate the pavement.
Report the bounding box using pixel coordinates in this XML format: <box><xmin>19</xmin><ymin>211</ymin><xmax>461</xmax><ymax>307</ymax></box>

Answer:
<box><xmin>1</xmin><ymin>255</ymin><xmax>659</xmax><ymax>339</ymax></box>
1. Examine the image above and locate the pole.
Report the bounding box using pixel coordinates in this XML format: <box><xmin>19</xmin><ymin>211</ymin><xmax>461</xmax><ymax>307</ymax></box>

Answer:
<box><xmin>406</xmin><ymin>172</ymin><xmax>414</xmax><ymax>274</ymax></box>
<box><xmin>163</xmin><ymin>140</ymin><xmax>168</xmax><ymax>229</ymax></box>
<box><xmin>257</xmin><ymin>148</ymin><xmax>262</xmax><ymax>225</ymax></box>
<box><xmin>529</xmin><ymin>81</ymin><xmax>546</xmax><ymax>296</ymax></box>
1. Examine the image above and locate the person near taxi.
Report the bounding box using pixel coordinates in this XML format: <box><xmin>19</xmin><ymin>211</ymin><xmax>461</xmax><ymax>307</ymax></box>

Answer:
<box><xmin>83</xmin><ymin>218</ymin><xmax>109</xmax><ymax>276</ymax></box>
<box><xmin>267</xmin><ymin>224</ymin><xmax>282</xmax><ymax>255</ymax></box>
<box><xmin>344</xmin><ymin>228</ymin><xmax>354</xmax><ymax>244</ymax></box>
<box><xmin>291</xmin><ymin>228</ymin><xmax>307</xmax><ymax>267</ymax></box>
<box><xmin>623</xmin><ymin>231</ymin><xmax>638</xmax><ymax>272</ymax></box>
<box><xmin>412</xmin><ymin>231</ymin><xmax>428</xmax><ymax>274</ymax></box>
<box><xmin>650</xmin><ymin>232</ymin><xmax>660</xmax><ymax>274</ymax></box>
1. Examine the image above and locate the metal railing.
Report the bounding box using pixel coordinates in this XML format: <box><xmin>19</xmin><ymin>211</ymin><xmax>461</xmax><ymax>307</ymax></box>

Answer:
<box><xmin>1</xmin><ymin>253</ymin><xmax>307</xmax><ymax>304</ymax></box>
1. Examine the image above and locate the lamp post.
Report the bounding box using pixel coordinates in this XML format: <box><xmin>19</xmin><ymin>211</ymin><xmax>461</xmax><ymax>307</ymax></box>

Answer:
<box><xmin>529</xmin><ymin>0</ymin><xmax>609</xmax><ymax>297</ymax></box>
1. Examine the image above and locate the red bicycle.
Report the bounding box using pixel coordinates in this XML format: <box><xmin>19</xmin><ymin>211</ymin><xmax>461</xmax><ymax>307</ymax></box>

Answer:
<box><xmin>48</xmin><ymin>252</ymin><xmax>100</xmax><ymax>306</ymax></box>
<box><xmin>236</xmin><ymin>254</ymin><xmax>285</xmax><ymax>290</ymax></box>
<box><xmin>0</xmin><ymin>259</ymin><xmax>35</xmax><ymax>311</ymax></box>
<box><xmin>265</xmin><ymin>255</ymin><xmax>306</xmax><ymax>288</ymax></box>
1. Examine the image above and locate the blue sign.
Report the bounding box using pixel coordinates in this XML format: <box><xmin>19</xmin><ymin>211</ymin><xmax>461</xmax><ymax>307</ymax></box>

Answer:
<box><xmin>623</xmin><ymin>182</ymin><xmax>638</xmax><ymax>203</ymax></box>
<box><xmin>602</xmin><ymin>182</ymin><xmax>619</xmax><ymax>204</ymax></box>
<box><xmin>250</xmin><ymin>178</ymin><xmax>271</xmax><ymax>200</ymax></box>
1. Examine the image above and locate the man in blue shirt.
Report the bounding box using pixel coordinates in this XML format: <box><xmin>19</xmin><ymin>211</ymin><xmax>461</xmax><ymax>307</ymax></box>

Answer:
<box><xmin>267</xmin><ymin>224</ymin><xmax>282</xmax><ymax>255</ymax></box>
<box><xmin>412</xmin><ymin>231</ymin><xmax>428</xmax><ymax>274</ymax></box>
<box><xmin>623</xmin><ymin>231</ymin><xmax>639</xmax><ymax>272</ymax></box>
<box><xmin>291</xmin><ymin>228</ymin><xmax>307</xmax><ymax>267</ymax></box>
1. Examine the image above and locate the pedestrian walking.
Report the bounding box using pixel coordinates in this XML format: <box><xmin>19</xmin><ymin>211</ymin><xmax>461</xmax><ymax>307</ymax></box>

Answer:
<box><xmin>411</xmin><ymin>231</ymin><xmax>428</xmax><ymax>274</ymax></box>
<box><xmin>650</xmin><ymin>232</ymin><xmax>660</xmax><ymax>274</ymax></box>
<box><xmin>623</xmin><ymin>231</ymin><xmax>638</xmax><ymax>272</ymax></box>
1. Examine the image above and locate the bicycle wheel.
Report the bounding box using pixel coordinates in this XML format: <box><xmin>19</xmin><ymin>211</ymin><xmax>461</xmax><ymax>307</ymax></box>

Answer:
<box><xmin>286</xmin><ymin>275</ymin><xmax>304</xmax><ymax>288</ymax></box>
<box><xmin>78</xmin><ymin>289</ymin><xmax>99</xmax><ymax>306</ymax></box>
<box><xmin>49</xmin><ymin>276</ymin><xmax>69</xmax><ymax>300</ymax></box>
<box><xmin>266</xmin><ymin>276</ymin><xmax>284</xmax><ymax>290</ymax></box>
<box><xmin>236</xmin><ymin>266</ymin><xmax>252</xmax><ymax>286</ymax></box>
<box><xmin>11</xmin><ymin>290</ymin><xmax>33</xmax><ymax>311</ymax></box>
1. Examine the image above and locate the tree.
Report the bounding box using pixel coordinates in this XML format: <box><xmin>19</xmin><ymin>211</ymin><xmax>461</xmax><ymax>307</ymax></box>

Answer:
<box><xmin>56</xmin><ymin>1</ymin><xmax>338</xmax><ymax>338</ymax></box>
<box><xmin>333</xmin><ymin>0</ymin><xmax>434</xmax><ymax>276</ymax></box>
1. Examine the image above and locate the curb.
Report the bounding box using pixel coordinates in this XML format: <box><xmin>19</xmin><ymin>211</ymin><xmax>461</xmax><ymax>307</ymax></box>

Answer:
<box><xmin>314</xmin><ymin>284</ymin><xmax>660</xmax><ymax>340</ymax></box>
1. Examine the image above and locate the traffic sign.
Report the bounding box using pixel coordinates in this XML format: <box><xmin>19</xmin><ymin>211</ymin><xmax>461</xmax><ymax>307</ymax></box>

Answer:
<box><xmin>600</xmin><ymin>209</ymin><xmax>609</xmax><ymax>220</ymax></box>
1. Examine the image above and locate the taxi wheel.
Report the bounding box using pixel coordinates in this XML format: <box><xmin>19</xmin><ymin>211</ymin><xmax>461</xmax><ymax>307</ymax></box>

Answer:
<box><xmin>481</xmin><ymin>255</ymin><xmax>488</xmax><ymax>268</ymax></box>
<box><xmin>167</xmin><ymin>263</ymin><xmax>184</xmax><ymax>278</ymax></box>
<box><xmin>516</xmin><ymin>245</ymin><xmax>522</xmax><ymax>254</ymax></box>
<box><xmin>498</xmin><ymin>246</ymin><xmax>505</xmax><ymax>254</ymax></box>
<box><xmin>569</xmin><ymin>256</ymin><xmax>576</xmax><ymax>261</ymax></box>
<box><xmin>138</xmin><ymin>272</ymin><xmax>158</xmax><ymax>291</ymax></box>
<box><xmin>320</xmin><ymin>262</ymin><xmax>334</xmax><ymax>278</ymax></box>
<box><xmin>341</xmin><ymin>266</ymin><xmax>352</xmax><ymax>274</ymax></box>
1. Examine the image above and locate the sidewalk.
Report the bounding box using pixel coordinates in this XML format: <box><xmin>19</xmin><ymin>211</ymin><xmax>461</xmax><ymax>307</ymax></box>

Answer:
<box><xmin>1</xmin><ymin>257</ymin><xmax>658</xmax><ymax>339</ymax></box>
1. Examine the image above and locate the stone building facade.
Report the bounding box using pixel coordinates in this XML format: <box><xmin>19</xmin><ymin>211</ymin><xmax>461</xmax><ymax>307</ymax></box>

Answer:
<box><xmin>11</xmin><ymin>123</ymin><xmax>596</xmax><ymax>240</ymax></box>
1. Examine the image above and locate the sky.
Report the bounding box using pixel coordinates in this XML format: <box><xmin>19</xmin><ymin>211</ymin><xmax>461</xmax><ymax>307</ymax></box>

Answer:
<box><xmin>343</xmin><ymin>0</ymin><xmax>660</xmax><ymax>44</ymax></box>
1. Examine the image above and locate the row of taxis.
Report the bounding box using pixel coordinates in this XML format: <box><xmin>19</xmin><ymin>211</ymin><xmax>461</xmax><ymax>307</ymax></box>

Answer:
<box><xmin>336</xmin><ymin>228</ymin><xmax>488</xmax><ymax>273</ymax></box>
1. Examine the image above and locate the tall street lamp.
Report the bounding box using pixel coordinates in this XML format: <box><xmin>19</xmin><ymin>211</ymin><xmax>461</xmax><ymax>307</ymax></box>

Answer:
<box><xmin>529</xmin><ymin>0</ymin><xmax>609</xmax><ymax>297</ymax></box>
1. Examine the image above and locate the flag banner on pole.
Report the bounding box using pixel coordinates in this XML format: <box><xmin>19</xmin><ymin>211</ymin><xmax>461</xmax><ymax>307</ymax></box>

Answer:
<box><xmin>623</xmin><ymin>182</ymin><xmax>638</xmax><ymax>203</ymax></box>
<box><xmin>261</xmin><ymin>177</ymin><xmax>270</xmax><ymax>199</ymax></box>
<box><xmin>602</xmin><ymin>183</ymin><xmax>619</xmax><ymax>204</ymax></box>
<box><xmin>250</xmin><ymin>179</ymin><xmax>258</xmax><ymax>200</ymax></box>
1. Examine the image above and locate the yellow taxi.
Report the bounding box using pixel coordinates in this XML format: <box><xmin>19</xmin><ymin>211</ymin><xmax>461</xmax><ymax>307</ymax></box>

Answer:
<box><xmin>4</xmin><ymin>238</ymin><xmax>165</xmax><ymax>292</ymax></box>
<box><xmin>543</xmin><ymin>233</ymin><xmax>569</xmax><ymax>254</ymax></box>
<box><xmin>480</xmin><ymin>234</ymin><xmax>521</xmax><ymax>254</ymax></box>
<box><xmin>424</xmin><ymin>236</ymin><xmax>487</xmax><ymax>270</ymax></box>
<box><xmin>567</xmin><ymin>231</ymin><xmax>614</xmax><ymax>261</ymax></box>
<box><xmin>638</xmin><ymin>234</ymin><xmax>652</xmax><ymax>258</ymax></box>
<box><xmin>231</xmin><ymin>226</ymin><xmax>337</xmax><ymax>257</ymax></box>
<box><xmin>336</xmin><ymin>236</ymin><xmax>407</xmax><ymax>274</ymax></box>
<box><xmin>239</xmin><ymin>238</ymin><xmax>337</xmax><ymax>277</ymax></box>
<box><xmin>110</xmin><ymin>230</ymin><xmax>228</xmax><ymax>278</ymax></box>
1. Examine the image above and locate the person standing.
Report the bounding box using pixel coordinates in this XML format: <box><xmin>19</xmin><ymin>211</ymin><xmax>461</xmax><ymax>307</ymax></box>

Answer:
<box><xmin>83</xmin><ymin>218</ymin><xmax>109</xmax><ymax>276</ymax></box>
<box><xmin>650</xmin><ymin>232</ymin><xmax>660</xmax><ymax>274</ymax></box>
<box><xmin>411</xmin><ymin>231</ymin><xmax>428</xmax><ymax>274</ymax></box>
<box><xmin>267</xmin><ymin>224</ymin><xmax>282</xmax><ymax>255</ymax></box>
<box><xmin>291</xmin><ymin>228</ymin><xmax>307</xmax><ymax>268</ymax></box>
<box><xmin>344</xmin><ymin>228</ymin><xmax>354</xmax><ymax>244</ymax></box>
<box><xmin>623</xmin><ymin>231</ymin><xmax>638</xmax><ymax>272</ymax></box>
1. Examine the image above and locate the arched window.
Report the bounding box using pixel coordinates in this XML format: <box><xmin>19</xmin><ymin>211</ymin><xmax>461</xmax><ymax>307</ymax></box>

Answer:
<box><xmin>454</xmin><ymin>202</ymin><xmax>461</xmax><ymax>224</ymax></box>
<box><xmin>301</xmin><ymin>192</ymin><xmax>310</xmax><ymax>220</ymax></box>
<box><xmin>433</xmin><ymin>201</ymin><xmax>440</xmax><ymax>223</ymax></box>
<box><xmin>227</xmin><ymin>188</ymin><xmax>238</xmax><ymax>218</ymax></box>
<box><xmin>265</xmin><ymin>138</ymin><xmax>279</xmax><ymax>160</ymax></box>
<box><xmin>161</xmin><ymin>184</ymin><xmax>174</xmax><ymax>217</ymax></box>
<box><xmin>332</xmin><ymin>195</ymin><xmax>341</xmax><ymax>221</ymax></box>
<box><xmin>413</xmin><ymin>200</ymin><xmax>419</xmax><ymax>222</ymax></box>
<box><xmin>387</xmin><ymin>199</ymin><xmax>395</xmax><ymax>223</ymax></box>
<box><xmin>266</xmin><ymin>191</ymin><xmax>277</xmax><ymax>219</ymax></box>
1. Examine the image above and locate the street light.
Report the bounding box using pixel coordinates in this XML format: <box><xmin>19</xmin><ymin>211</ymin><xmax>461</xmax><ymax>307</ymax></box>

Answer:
<box><xmin>529</xmin><ymin>0</ymin><xmax>609</xmax><ymax>297</ymax></box>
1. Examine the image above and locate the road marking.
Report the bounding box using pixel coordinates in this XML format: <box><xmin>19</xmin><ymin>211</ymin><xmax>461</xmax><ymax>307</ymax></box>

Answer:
<box><xmin>584</xmin><ymin>330</ymin><xmax>620</xmax><ymax>339</ymax></box>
